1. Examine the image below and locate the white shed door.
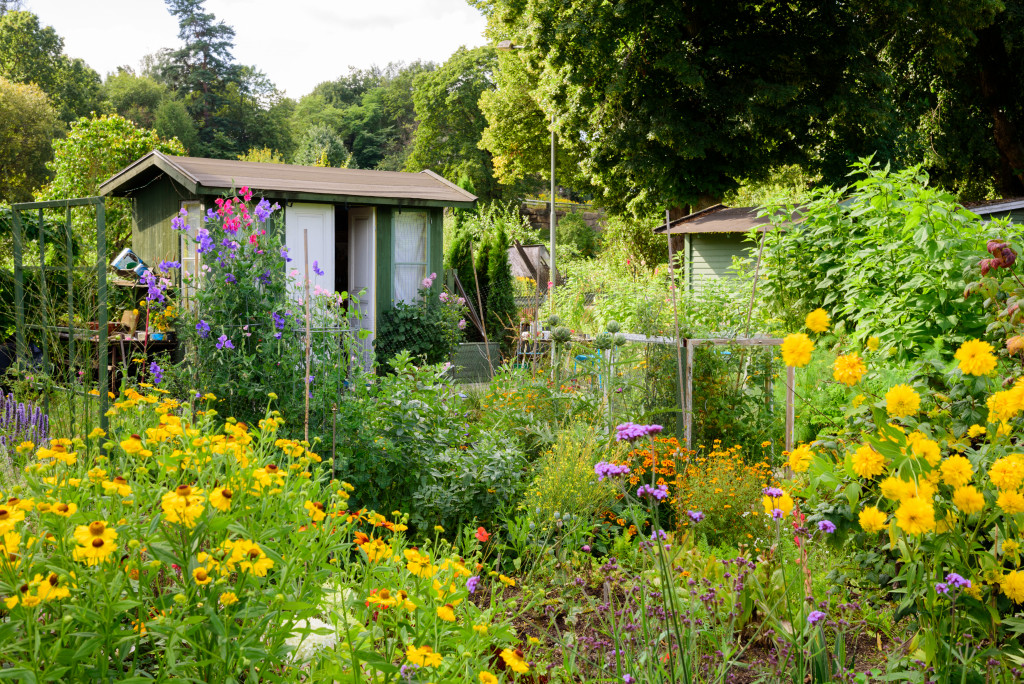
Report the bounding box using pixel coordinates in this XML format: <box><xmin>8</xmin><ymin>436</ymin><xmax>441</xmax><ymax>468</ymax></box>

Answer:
<box><xmin>349</xmin><ymin>207</ymin><xmax>376</xmax><ymax>367</ymax></box>
<box><xmin>285</xmin><ymin>203</ymin><xmax>335</xmax><ymax>296</ymax></box>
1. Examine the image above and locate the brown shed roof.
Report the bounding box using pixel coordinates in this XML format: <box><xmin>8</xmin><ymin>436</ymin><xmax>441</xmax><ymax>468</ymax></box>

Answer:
<box><xmin>653</xmin><ymin>204</ymin><xmax>799</xmax><ymax>235</ymax></box>
<box><xmin>98</xmin><ymin>151</ymin><xmax>477</xmax><ymax>208</ymax></box>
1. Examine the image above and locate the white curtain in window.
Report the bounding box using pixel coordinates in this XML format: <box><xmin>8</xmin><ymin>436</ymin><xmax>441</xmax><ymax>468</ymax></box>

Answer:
<box><xmin>393</xmin><ymin>211</ymin><xmax>428</xmax><ymax>304</ymax></box>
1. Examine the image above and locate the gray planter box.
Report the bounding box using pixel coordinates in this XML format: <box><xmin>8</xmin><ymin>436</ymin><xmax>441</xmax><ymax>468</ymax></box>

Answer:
<box><xmin>451</xmin><ymin>342</ymin><xmax>499</xmax><ymax>384</ymax></box>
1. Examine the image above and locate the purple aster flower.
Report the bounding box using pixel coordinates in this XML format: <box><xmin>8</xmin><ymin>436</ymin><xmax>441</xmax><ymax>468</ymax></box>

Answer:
<box><xmin>935</xmin><ymin>582</ymin><xmax>949</xmax><ymax>595</ymax></box>
<box><xmin>149</xmin><ymin>361</ymin><xmax>163</xmax><ymax>385</ymax></box>
<box><xmin>313</xmin><ymin>260</ymin><xmax>324</xmax><ymax>276</ymax></box>
<box><xmin>196</xmin><ymin>320</ymin><xmax>210</xmax><ymax>339</ymax></box>
<box><xmin>594</xmin><ymin>461</ymin><xmax>630</xmax><ymax>481</ymax></box>
<box><xmin>946</xmin><ymin>573</ymin><xmax>971</xmax><ymax>589</ymax></box>
<box><xmin>280</xmin><ymin>247</ymin><xmax>292</xmax><ymax>262</ymax></box>
<box><xmin>159</xmin><ymin>260</ymin><xmax>182</xmax><ymax>271</ymax></box>
<box><xmin>763</xmin><ymin>487</ymin><xmax>785</xmax><ymax>498</ymax></box>
<box><xmin>771</xmin><ymin>508</ymin><xmax>784</xmax><ymax>520</ymax></box>
<box><xmin>637</xmin><ymin>484</ymin><xmax>669</xmax><ymax>501</ymax></box>
<box><xmin>688</xmin><ymin>510</ymin><xmax>705</xmax><ymax>522</ymax></box>
<box><xmin>216</xmin><ymin>334</ymin><xmax>234</xmax><ymax>350</ymax></box>
<box><xmin>615</xmin><ymin>422</ymin><xmax>664</xmax><ymax>442</ymax></box>
<box><xmin>807</xmin><ymin>610</ymin><xmax>826</xmax><ymax>625</ymax></box>
<box><xmin>651</xmin><ymin>529</ymin><xmax>668</xmax><ymax>541</ymax></box>
<box><xmin>817</xmin><ymin>520</ymin><xmax>837</xmax><ymax>533</ymax></box>
<box><xmin>466</xmin><ymin>576</ymin><xmax>480</xmax><ymax>594</ymax></box>
<box><xmin>272</xmin><ymin>311</ymin><xmax>287</xmax><ymax>330</ymax></box>
<box><xmin>225</xmin><ymin>273</ymin><xmax>236</xmax><ymax>284</ymax></box>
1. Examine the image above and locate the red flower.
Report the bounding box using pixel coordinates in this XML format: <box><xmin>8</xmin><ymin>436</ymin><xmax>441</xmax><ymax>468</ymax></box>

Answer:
<box><xmin>475</xmin><ymin>527</ymin><xmax>490</xmax><ymax>542</ymax></box>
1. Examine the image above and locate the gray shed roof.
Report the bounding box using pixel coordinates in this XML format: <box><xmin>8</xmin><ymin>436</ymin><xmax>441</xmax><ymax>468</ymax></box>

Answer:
<box><xmin>653</xmin><ymin>205</ymin><xmax>799</xmax><ymax>235</ymax></box>
<box><xmin>98</xmin><ymin>151</ymin><xmax>477</xmax><ymax>208</ymax></box>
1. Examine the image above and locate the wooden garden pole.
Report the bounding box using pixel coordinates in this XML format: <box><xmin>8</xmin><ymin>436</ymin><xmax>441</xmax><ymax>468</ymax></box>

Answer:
<box><xmin>303</xmin><ymin>229</ymin><xmax>312</xmax><ymax>443</ymax></box>
<box><xmin>785</xmin><ymin>365</ymin><xmax>796</xmax><ymax>451</ymax></box>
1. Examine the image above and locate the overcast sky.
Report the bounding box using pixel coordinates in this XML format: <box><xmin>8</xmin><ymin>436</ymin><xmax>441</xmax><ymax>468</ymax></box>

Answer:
<box><xmin>28</xmin><ymin>0</ymin><xmax>489</xmax><ymax>98</ymax></box>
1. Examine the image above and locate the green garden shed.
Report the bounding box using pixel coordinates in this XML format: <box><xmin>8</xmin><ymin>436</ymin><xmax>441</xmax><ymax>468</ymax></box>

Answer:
<box><xmin>654</xmin><ymin>205</ymin><xmax>774</xmax><ymax>291</ymax></box>
<box><xmin>965</xmin><ymin>197</ymin><xmax>1024</xmax><ymax>224</ymax></box>
<box><xmin>99</xmin><ymin>151</ymin><xmax>476</xmax><ymax>349</ymax></box>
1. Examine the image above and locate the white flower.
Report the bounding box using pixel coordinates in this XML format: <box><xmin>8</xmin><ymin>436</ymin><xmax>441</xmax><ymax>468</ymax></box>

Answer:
<box><xmin>284</xmin><ymin>618</ymin><xmax>338</xmax><ymax>663</ymax></box>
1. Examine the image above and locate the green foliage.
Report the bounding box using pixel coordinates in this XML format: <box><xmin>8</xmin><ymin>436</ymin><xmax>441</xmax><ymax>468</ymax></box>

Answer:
<box><xmin>757</xmin><ymin>160</ymin><xmax>991</xmax><ymax>358</ymax></box>
<box><xmin>473</xmin><ymin>0</ymin><xmax>890</xmax><ymax>215</ymax></box>
<box><xmin>36</xmin><ymin>114</ymin><xmax>185</xmax><ymax>255</ymax></box>
<box><xmin>556</xmin><ymin>211</ymin><xmax>597</xmax><ymax>259</ymax></box>
<box><xmin>374</xmin><ymin>279</ymin><xmax>466</xmax><ymax>370</ymax></box>
<box><xmin>0</xmin><ymin>11</ymin><xmax>103</xmax><ymax>122</ymax></box>
<box><xmin>0</xmin><ymin>76</ymin><xmax>59</xmax><ymax>202</ymax></box>
<box><xmin>103</xmin><ymin>68</ymin><xmax>166</xmax><ymax>128</ymax></box>
<box><xmin>237</xmin><ymin>146</ymin><xmax>284</xmax><ymax>164</ymax></box>
<box><xmin>293</xmin><ymin>62</ymin><xmax>434</xmax><ymax>171</ymax></box>
<box><xmin>485</xmin><ymin>227</ymin><xmax>517</xmax><ymax>351</ymax></box>
<box><xmin>598</xmin><ymin>212</ymin><xmax>668</xmax><ymax>271</ymax></box>
<box><xmin>154</xmin><ymin>98</ymin><xmax>197</xmax><ymax>153</ymax></box>
<box><xmin>406</xmin><ymin>47</ymin><xmax>504</xmax><ymax>202</ymax></box>
<box><xmin>522</xmin><ymin>424</ymin><xmax>618</xmax><ymax>522</ymax></box>
<box><xmin>293</xmin><ymin>123</ymin><xmax>350</xmax><ymax>168</ymax></box>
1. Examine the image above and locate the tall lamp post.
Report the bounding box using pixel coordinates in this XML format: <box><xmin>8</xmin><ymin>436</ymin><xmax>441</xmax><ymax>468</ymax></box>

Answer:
<box><xmin>496</xmin><ymin>40</ymin><xmax>557</xmax><ymax>313</ymax></box>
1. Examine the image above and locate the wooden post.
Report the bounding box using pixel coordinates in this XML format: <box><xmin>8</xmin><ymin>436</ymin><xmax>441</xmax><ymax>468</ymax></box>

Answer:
<box><xmin>684</xmin><ymin>340</ymin><xmax>694</xmax><ymax>449</ymax></box>
<box><xmin>785</xmin><ymin>365</ymin><xmax>796</xmax><ymax>451</ymax></box>
<box><xmin>664</xmin><ymin>210</ymin><xmax>687</xmax><ymax>444</ymax></box>
<box><xmin>303</xmin><ymin>229</ymin><xmax>312</xmax><ymax>443</ymax></box>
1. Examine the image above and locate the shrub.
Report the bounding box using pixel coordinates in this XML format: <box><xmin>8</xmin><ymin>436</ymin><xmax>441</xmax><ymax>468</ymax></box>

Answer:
<box><xmin>674</xmin><ymin>441</ymin><xmax>776</xmax><ymax>547</ymax></box>
<box><xmin>557</xmin><ymin>211</ymin><xmax>598</xmax><ymax>259</ymax></box>
<box><xmin>485</xmin><ymin>227</ymin><xmax>517</xmax><ymax>353</ymax></box>
<box><xmin>375</xmin><ymin>272</ymin><xmax>466</xmax><ymax>368</ymax></box>
<box><xmin>523</xmin><ymin>423</ymin><xmax>620</xmax><ymax>522</ymax></box>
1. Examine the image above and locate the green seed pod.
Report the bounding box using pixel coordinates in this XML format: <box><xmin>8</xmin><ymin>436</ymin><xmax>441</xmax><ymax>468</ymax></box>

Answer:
<box><xmin>606</xmin><ymin>319</ymin><xmax>621</xmax><ymax>333</ymax></box>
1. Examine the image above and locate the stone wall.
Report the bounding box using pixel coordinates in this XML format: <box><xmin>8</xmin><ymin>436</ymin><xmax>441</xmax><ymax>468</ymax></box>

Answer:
<box><xmin>520</xmin><ymin>201</ymin><xmax>606</xmax><ymax>233</ymax></box>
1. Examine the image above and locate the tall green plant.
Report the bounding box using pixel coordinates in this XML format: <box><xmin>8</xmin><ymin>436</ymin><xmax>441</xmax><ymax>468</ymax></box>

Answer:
<box><xmin>757</xmin><ymin>159</ymin><xmax>991</xmax><ymax>357</ymax></box>
<box><xmin>486</xmin><ymin>227</ymin><xmax>517</xmax><ymax>352</ymax></box>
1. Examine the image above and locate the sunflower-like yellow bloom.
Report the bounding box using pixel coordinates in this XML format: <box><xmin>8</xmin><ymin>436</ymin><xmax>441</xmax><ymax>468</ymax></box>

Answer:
<box><xmin>160</xmin><ymin>485</ymin><xmax>206</xmax><ymax>528</ymax></box>
<box><xmin>805</xmin><ymin>308</ymin><xmax>830</xmax><ymax>333</ymax></box>
<box><xmin>885</xmin><ymin>384</ymin><xmax>920</xmax><ymax>418</ymax></box>
<box><xmin>955</xmin><ymin>339</ymin><xmax>997</xmax><ymax>376</ymax></box>
<box><xmin>833</xmin><ymin>353</ymin><xmax>866</xmax><ymax>386</ymax></box>
<box><xmin>998</xmin><ymin>490</ymin><xmax>1024</xmax><ymax>515</ymax></box>
<box><xmin>940</xmin><ymin>456</ymin><xmax>974</xmax><ymax>488</ymax></box>
<box><xmin>406</xmin><ymin>645</ymin><xmax>443</xmax><ymax>667</ymax></box>
<box><xmin>851</xmin><ymin>444</ymin><xmax>886</xmax><ymax>479</ymax></box>
<box><xmin>73</xmin><ymin>537</ymin><xmax>117</xmax><ymax>565</ymax></box>
<box><xmin>895</xmin><ymin>497</ymin><xmax>936</xmax><ymax>535</ymax></box>
<box><xmin>787</xmin><ymin>444</ymin><xmax>814</xmax><ymax>473</ymax></box>
<box><xmin>209</xmin><ymin>487</ymin><xmax>233</xmax><ymax>512</ymax></box>
<box><xmin>500</xmin><ymin>649</ymin><xmax>530</xmax><ymax>674</ymax></box>
<box><xmin>990</xmin><ymin>455</ymin><xmax>1024</xmax><ymax>491</ymax></box>
<box><xmin>1002</xmin><ymin>571</ymin><xmax>1024</xmax><ymax>603</ymax></box>
<box><xmin>304</xmin><ymin>500</ymin><xmax>326</xmax><ymax>522</ymax></box>
<box><xmin>781</xmin><ymin>333</ymin><xmax>814</xmax><ymax>368</ymax></box>
<box><xmin>952</xmin><ymin>486</ymin><xmax>985</xmax><ymax>514</ymax></box>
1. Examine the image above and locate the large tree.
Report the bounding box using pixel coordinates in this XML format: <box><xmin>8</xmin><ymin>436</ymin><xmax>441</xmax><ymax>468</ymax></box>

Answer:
<box><xmin>0</xmin><ymin>11</ymin><xmax>103</xmax><ymax>122</ymax></box>
<box><xmin>472</xmin><ymin>0</ymin><xmax>895</xmax><ymax>214</ymax></box>
<box><xmin>103</xmin><ymin>68</ymin><xmax>167</xmax><ymax>129</ymax></box>
<box><xmin>0</xmin><ymin>77</ymin><xmax>59</xmax><ymax>202</ymax></box>
<box><xmin>405</xmin><ymin>47</ymin><xmax>502</xmax><ymax>200</ymax></box>
<box><xmin>853</xmin><ymin>0</ymin><xmax>1024</xmax><ymax>199</ymax></box>
<box><xmin>37</xmin><ymin>114</ymin><xmax>185</xmax><ymax>254</ymax></box>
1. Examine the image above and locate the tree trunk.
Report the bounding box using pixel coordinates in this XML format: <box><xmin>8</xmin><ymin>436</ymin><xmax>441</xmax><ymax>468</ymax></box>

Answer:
<box><xmin>974</xmin><ymin>24</ymin><xmax>1024</xmax><ymax>197</ymax></box>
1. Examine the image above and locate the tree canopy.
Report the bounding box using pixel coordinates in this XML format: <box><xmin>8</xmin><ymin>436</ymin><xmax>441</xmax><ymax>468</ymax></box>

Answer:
<box><xmin>0</xmin><ymin>77</ymin><xmax>59</xmax><ymax>202</ymax></box>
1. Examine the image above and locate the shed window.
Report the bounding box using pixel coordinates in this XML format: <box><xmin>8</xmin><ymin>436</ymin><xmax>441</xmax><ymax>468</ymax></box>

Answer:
<box><xmin>393</xmin><ymin>210</ymin><xmax>428</xmax><ymax>304</ymax></box>
<box><xmin>179</xmin><ymin>200</ymin><xmax>203</xmax><ymax>307</ymax></box>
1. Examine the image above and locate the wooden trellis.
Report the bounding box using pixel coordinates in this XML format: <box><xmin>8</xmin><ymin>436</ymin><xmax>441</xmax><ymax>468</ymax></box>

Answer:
<box><xmin>682</xmin><ymin>336</ymin><xmax>795</xmax><ymax>452</ymax></box>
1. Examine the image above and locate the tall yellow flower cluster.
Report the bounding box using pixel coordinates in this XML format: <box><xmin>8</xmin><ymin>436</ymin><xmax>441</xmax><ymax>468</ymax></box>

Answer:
<box><xmin>954</xmin><ymin>339</ymin><xmax>997</xmax><ymax>376</ymax></box>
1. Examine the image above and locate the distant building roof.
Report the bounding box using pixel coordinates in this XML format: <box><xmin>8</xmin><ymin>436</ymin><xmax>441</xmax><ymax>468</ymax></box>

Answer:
<box><xmin>98</xmin><ymin>150</ymin><xmax>477</xmax><ymax>208</ymax></box>
<box><xmin>653</xmin><ymin>205</ymin><xmax>799</xmax><ymax>235</ymax></box>
<box><xmin>963</xmin><ymin>197</ymin><xmax>1024</xmax><ymax>216</ymax></box>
